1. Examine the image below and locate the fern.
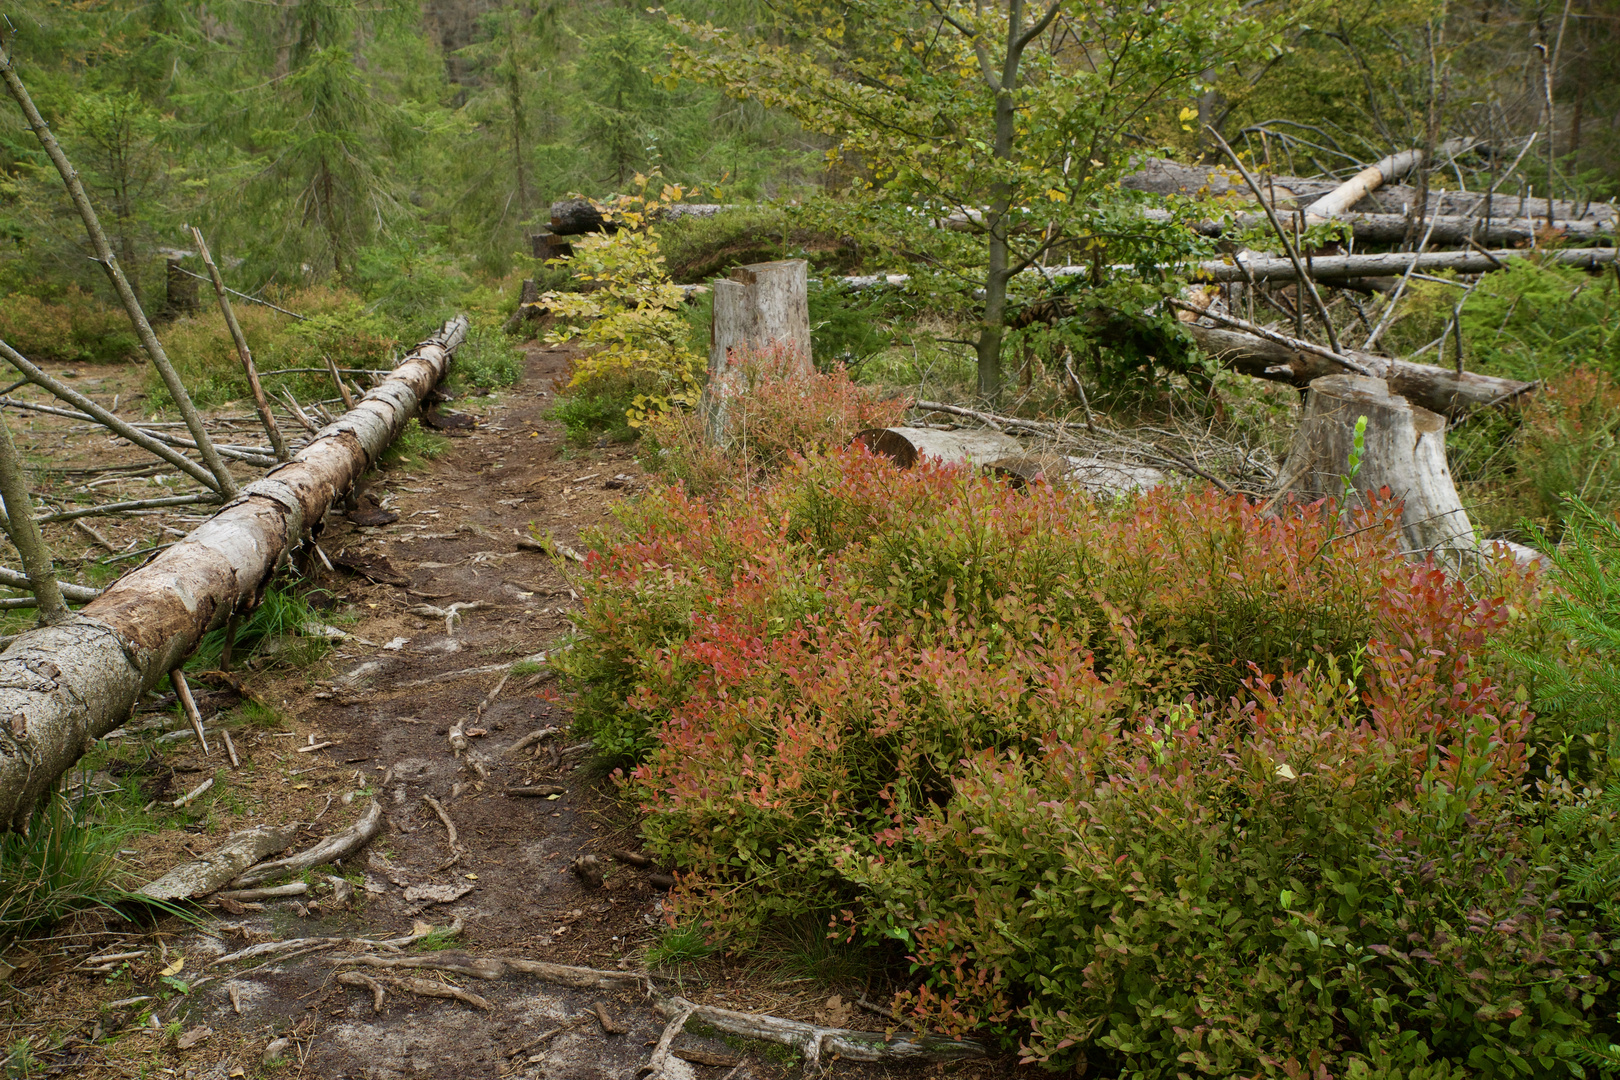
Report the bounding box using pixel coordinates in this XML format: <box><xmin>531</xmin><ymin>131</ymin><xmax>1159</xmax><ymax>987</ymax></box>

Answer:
<box><xmin>1512</xmin><ymin>499</ymin><xmax>1620</xmax><ymax>738</ymax></box>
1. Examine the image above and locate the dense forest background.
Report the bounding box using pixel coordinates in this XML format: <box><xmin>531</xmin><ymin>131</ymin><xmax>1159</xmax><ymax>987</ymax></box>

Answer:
<box><xmin>0</xmin><ymin>0</ymin><xmax>1615</xmax><ymax>327</ymax></box>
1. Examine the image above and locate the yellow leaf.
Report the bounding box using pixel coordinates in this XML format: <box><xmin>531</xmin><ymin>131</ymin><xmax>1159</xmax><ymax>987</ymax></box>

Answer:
<box><xmin>465</xmin><ymin>873</ymin><xmax>478</xmax><ymax>880</ymax></box>
<box><xmin>160</xmin><ymin>957</ymin><xmax>184</xmax><ymax>977</ymax></box>
<box><xmin>547</xmin><ymin>793</ymin><xmax>561</xmax><ymax>800</ymax></box>
<box><xmin>1275</xmin><ymin>762</ymin><xmax>1297</xmax><ymax>781</ymax></box>
<box><xmin>1045</xmin><ymin>188</ymin><xmax>1067</xmax><ymax>203</ymax></box>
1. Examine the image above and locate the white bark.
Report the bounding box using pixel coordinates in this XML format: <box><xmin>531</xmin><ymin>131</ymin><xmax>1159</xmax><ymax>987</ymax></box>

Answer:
<box><xmin>0</xmin><ymin>319</ymin><xmax>466</xmax><ymax>831</ymax></box>
<box><xmin>138</xmin><ymin>824</ymin><xmax>299</xmax><ymax>901</ymax></box>
<box><xmin>703</xmin><ymin>260</ymin><xmax>811</xmax><ymax>443</ymax></box>
<box><xmin>853</xmin><ymin>427</ymin><xmax>1025</xmax><ymax>468</ymax></box>
<box><xmin>1277</xmin><ymin>374</ymin><xmax>1476</xmax><ymax>560</ymax></box>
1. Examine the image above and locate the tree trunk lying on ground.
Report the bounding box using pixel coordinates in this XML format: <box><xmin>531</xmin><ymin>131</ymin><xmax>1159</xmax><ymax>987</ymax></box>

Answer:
<box><xmin>1185</xmin><ymin>323</ymin><xmax>1534</xmax><ymax>418</ymax></box>
<box><xmin>1185</xmin><ymin>246</ymin><xmax>1616</xmax><ymax>284</ymax></box>
<box><xmin>1277</xmin><ymin>374</ymin><xmax>1477</xmax><ymax>561</ymax></box>
<box><xmin>0</xmin><ymin>317</ymin><xmax>467</xmax><ymax>832</ymax></box>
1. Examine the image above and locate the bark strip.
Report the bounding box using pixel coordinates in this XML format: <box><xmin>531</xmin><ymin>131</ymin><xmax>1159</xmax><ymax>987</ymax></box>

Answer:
<box><xmin>0</xmin><ymin>318</ymin><xmax>467</xmax><ymax>831</ymax></box>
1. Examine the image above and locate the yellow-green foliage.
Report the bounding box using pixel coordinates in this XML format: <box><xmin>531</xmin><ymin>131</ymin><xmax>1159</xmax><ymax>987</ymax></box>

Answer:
<box><xmin>539</xmin><ymin>178</ymin><xmax>705</xmax><ymax>422</ymax></box>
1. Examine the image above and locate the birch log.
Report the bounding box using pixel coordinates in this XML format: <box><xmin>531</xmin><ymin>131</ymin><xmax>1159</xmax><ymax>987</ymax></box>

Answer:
<box><xmin>0</xmin><ymin>317</ymin><xmax>467</xmax><ymax>831</ymax></box>
<box><xmin>853</xmin><ymin>427</ymin><xmax>1024</xmax><ymax>467</ymax></box>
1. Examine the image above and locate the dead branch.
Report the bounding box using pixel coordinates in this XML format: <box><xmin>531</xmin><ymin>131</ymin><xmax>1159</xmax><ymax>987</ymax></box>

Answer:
<box><xmin>0</xmin><ymin>416</ymin><xmax>68</xmax><ymax>623</ymax></box>
<box><xmin>327</xmin><ymin>952</ymin><xmax>651</xmax><ymax>991</ymax></box>
<box><xmin>0</xmin><ymin>42</ymin><xmax>237</xmax><ymax>495</ymax></box>
<box><xmin>72</xmin><ymin>520</ymin><xmax>115</xmax><ymax>552</ymax></box>
<box><xmin>422</xmin><ymin>795</ymin><xmax>464</xmax><ymax>870</ymax></box>
<box><xmin>653</xmin><ymin>997</ymin><xmax>985</xmax><ymax>1070</ymax></box>
<box><xmin>507</xmin><ymin>727</ymin><xmax>559</xmax><ymax>755</ymax></box>
<box><xmin>215</xmin><ymin>882</ymin><xmax>309</xmax><ymax>902</ymax></box>
<box><xmin>192</xmin><ymin>227</ymin><xmax>289</xmax><ymax>461</ymax></box>
<box><xmin>594</xmin><ymin>1000</ymin><xmax>629</xmax><ymax>1035</ymax></box>
<box><xmin>390</xmin><ymin>652</ymin><xmax>547</xmax><ymax>691</ymax></box>
<box><xmin>0</xmin><ymin>353</ymin><xmax>223</xmax><ymax>490</ymax></box>
<box><xmin>386</xmin><ymin>975</ymin><xmax>491</xmax><ymax>1011</ymax></box>
<box><xmin>0</xmin><ymin>566</ymin><xmax>98</xmax><ymax>602</ymax></box>
<box><xmin>137</xmin><ymin>824</ymin><xmax>299</xmax><ymax>902</ymax></box>
<box><xmin>337</xmin><ymin>971</ymin><xmax>386</xmax><ymax>1013</ymax></box>
<box><xmin>502</xmin><ymin>786</ymin><xmax>566</xmax><ymax>798</ymax></box>
<box><xmin>211</xmin><ymin>917</ymin><xmax>457</xmax><ymax>967</ymax></box>
<box><xmin>643</xmin><ymin>1003</ymin><xmax>694</xmax><ymax>1078</ymax></box>
<box><xmin>171</xmin><ymin>669</ymin><xmax>212</xmax><ymax>756</ymax></box>
<box><xmin>36</xmin><ymin>495</ymin><xmax>221</xmax><ymax>525</ymax></box>
<box><xmin>229</xmin><ymin>800</ymin><xmax>384</xmax><ymax>888</ymax></box>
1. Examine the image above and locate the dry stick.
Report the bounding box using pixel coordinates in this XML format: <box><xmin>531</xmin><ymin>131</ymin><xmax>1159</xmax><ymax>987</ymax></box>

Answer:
<box><xmin>0</xmin><ymin>44</ymin><xmax>238</xmax><ymax>497</ymax></box>
<box><xmin>191</xmin><ymin>227</ymin><xmax>289</xmax><ymax>461</ymax></box>
<box><xmin>422</xmin><ymin>795</ymin><xmax>463</xmax><ymax>869</ymax></box>
<box><xmin>37</xmin><ymin>495</ymin><xmax>219</xmax><ymax>525</ymax></box>
<box><xmin>171</xmin><ymin>669</ymin><xmax>211</xmax><ymax>756</ymax></box>
<box><xmin>72</xmin><ymin>519</ymin><xmax>115</xmax><ymax>552</ymax></box>
<box><xmin>0</xmin><ymin>344</ymin><xmax>222</xmax><ymax>491</ymax></box>
<box><xmin>0</xmin><ymin>410</ymin><xmax>68</xmax><ymax>623</ymax></box>
<box><xmin>1166</xmin><ymin>299</ymin><xmax>1373</xmax><ymax>376</ymax></box>
<box><xmin>280</xmin><ymin>389</ymin><xmax>320</xmax><ymax>434</ymax></box>
<box><xmin>324</xmin><ymin>355</ymin><xmax>356</xmax><ymax>412</ymax></box>
<box><xmin>168</xmin><ymin>265</ymin><xmax>306</xmax><ymax>321</ymax></box>
<box><xmin>223</xmin><ymin>730</ymin><xmax>240</xmax><ymax>769</ymax></box>
<box><xmin>337</xmin><ymin>971</ymin><xmax>386</xmax><ymax>1014</ymax></box>
<box><xmin>1362</xmin><ymin>213</ymin><xmax>1440</xmax><ymax>352</ymax></box>
<box><xmin>0</xmin><ymin>566</ymin><xmax>98</xmax><ymax>601</ymax></box>
<box><xmin>1206</xmin><ymin>125</ymin><xmax>1343</xmax><ymax>355</ymax></box>
<box><xmin>0</xmin><ymin>397</ymin><xmax>278</xmax><ymax>466</ymax></box>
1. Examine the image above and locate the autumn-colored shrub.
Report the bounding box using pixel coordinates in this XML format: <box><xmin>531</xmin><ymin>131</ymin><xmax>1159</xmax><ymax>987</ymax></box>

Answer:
<box><xmin>0</xmin><ymin>285</ymin><xmax>138</xmax><ymax>363</ymax></box>
<box><xmin>638</xmin><ymin>346</ymin><xmax>906</xmax><ymax>493</ymax></box>
<box><xmin>557</xmin><ymin>438</ymin><xmax>1620</xmax><ymax>1077</ymax></box>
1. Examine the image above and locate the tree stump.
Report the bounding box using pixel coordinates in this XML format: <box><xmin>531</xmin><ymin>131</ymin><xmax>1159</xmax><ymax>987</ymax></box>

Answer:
<box><xmin>1278</xmin><ymin>374</ymin><xmax>1476</xmax><ymax>560</ymax></box>
<box><xmin>702</xmin><ymin>259</ymin><xmax>811</xmax><ymax>443</ymax></box>
<box><xmin>549</xmin><ymin>199</ymin><xmax>613</xmax><ymax>236</ymax></box>
<box><xmin>160</xmin><ymin>256</ymin><xmax>199</xmax><ymax>321</ymax></box>
<box><xmin>853</xmin><ymin>426</ymin><xmax>1024</xmax><ymax>467</ymax></box>
<box><xmin>530</xmin><ymin>232</ymin><xmax>573</xmax><ymax>261</ymax></box>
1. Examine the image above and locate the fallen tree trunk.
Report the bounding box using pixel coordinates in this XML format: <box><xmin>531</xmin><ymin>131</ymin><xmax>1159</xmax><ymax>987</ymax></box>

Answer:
<box><xmin>1184</xmin><ymin>324</ymin><xmax>1534</xmax><ymax>418</ymax></box>
<box><xmin>0</xmin><ymin>318</ymin><xmax>467</xmax><ymax>831</ymax></box>
<box><xmin>1188</xmin><ymin>246</ymin><xmax>1616</xmax><ymax>284</ymax></box>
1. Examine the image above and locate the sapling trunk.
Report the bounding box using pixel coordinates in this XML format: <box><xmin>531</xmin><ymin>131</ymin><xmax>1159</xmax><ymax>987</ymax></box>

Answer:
<box><xmin>0</xmin><ymin>412</ymin><xmax>68</xmax><ymax>624</ymax></box>
<box><xmin>0</xmin><ymin>42</ymin><xmax>239</xmax><ymax>497</ymax></box>
<box><xmin>190</xmin><ymin>228</ymin><xmax>290</xmax><ymax>461</ymax></box>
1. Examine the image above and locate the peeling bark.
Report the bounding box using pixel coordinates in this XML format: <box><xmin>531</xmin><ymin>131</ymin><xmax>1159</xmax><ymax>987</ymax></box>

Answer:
<box><xmin>0</xmin><ymin>318</ymin><xmax>467</xmax><ymax>831</ymax></box>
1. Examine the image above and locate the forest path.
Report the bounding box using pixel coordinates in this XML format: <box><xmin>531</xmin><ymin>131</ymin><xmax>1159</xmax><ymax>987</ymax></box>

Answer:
<box><xmin>10</xmin><ymin>343</ymin><xmax>960</xmax><ymax>1080</ymax></box>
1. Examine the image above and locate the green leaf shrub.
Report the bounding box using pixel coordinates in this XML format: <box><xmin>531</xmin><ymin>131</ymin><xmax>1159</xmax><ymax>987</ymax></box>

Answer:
<box><xmin>560</xmin><ymin>404</ymin><xmax>1620</xmax><ymax>1076</ymax></box>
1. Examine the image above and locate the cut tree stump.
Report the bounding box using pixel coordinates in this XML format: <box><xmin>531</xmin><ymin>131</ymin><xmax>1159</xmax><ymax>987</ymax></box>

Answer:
<box><xmin>702</xmin><ymin>259</ymin><xmax>811</xmax><ymax>444</ymax></box>
<box><xmin>550</xmin><ymin>199</ymin><xmax>612</xmax><ymax>236</ymax></box>
<box><xmin>1277</xmin><ymin>374</ymin><xmax>1476</xmax><ymax>561</ymax></box>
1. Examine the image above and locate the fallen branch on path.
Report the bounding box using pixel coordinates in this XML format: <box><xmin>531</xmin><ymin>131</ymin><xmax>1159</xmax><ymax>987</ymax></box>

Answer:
<box><xmin>326</xmin><ymin>952</ymin><xmax>652</xmax><ymax>991</ymax></box>
<box><xmin>228</xmin><ymin>799</ymin><xmax>384</xmax><ymax>888</ymax></box>
<box><xmin>422</xmin><ymin>795</ymin><xmax>465</xmax><ymax>870</ymax></box>
<box><xmin>390</xmin><ymin>652</ymin><xmax>547</xmax><ymax>691</ymax></box>
<box><xmin>652</xmin><ymin>996</ymin><xmax>985</xmax><ymax>1070</ymax></box>
<box><xmin>211</xmin><ymin>917</ymin><xmax>459</xmax><ymax>967</ymax></box>
<box><xmin>137</xmin><ymin>823</ymin><xmax>299</xmax><ymax>901</ymax></box>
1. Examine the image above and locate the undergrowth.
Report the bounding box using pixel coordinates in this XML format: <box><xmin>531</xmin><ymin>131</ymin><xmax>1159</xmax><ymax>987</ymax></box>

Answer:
<box><xmin>0</xmin><ymin>797</ymin><xmax>136</xmax><ymax>944</ymax></box>
<box><xmin>557</xmin><ymin>374</ymin><xmax>1620</xmax><ymax>1078</ymax></box>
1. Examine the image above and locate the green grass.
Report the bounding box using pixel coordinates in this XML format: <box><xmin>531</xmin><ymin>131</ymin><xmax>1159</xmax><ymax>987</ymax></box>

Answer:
<box><xmin>185</xmin><ymin>583</ymin><xmax>332</xmax><ymax>673</ymax></box>
<box><xmin>0</xmin><ymin>796</ymin><xmax>140</xmax><ymax>945</ymax></box>
<box><xmin>448</xmin><ymin>322</ymin><xmax>524</xmax><ymax>392</ymax></box>
<box><xmin>550</xmin><ymin>392</ymin><xmax>639</xmax><ymax>446</ymax></box>
<box><xmin>645</xmin><ymin>921</ymin><xmax>716</xmax><ymax>967</ymax></box>
<box><xmin>511</xmin><ymin>659</ymin><xmax>546</xmax><ymax>676</ymax></box>
<box><xmin>412</xmin><ymin>925</ymin><xmax>464</xmax><ymax>951</ymax></box>
<box><xmin>381</xmin><ymin>418</ymin><xmax>451</xmax><ymax>467</ymax></box>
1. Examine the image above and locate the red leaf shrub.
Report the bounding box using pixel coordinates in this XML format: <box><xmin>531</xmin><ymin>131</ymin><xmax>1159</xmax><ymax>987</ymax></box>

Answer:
<box><xmin>557</xmin><ymin>430</ymin><xmax>1617</xmax><ymax>1077</ymax></box>
<box><xmin>637</xmin><ymin>344</ymin><xmax>905</xmax><ymax>494</ymax></box>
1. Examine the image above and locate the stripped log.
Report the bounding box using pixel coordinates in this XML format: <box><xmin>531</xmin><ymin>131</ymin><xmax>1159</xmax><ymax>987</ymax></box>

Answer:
<box><xmin>0</xmin><ymin>319</ymin><xmax>467</xmax><ymax>831</ymax></box>
<box><xmin>1188</xmin><ymin>246</ymin><xmax>1616</xmax><ymax>284</ymax></box>
<box><xmin>1185</xmin><ymin>324</ymin><xmax>1534</xmax><ymax>418</ymax></box>
<box><xmin>853</xmin><ymin>427</ymin><xmax>1023</xmax><ymax>468</ymax></box>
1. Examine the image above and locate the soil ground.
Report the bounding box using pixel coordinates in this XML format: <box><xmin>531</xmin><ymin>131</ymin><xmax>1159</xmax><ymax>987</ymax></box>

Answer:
<box><xmin>0</xmin><ymin>345</ymin><xmax>1003</xmax><ymax>1080</ymax></box>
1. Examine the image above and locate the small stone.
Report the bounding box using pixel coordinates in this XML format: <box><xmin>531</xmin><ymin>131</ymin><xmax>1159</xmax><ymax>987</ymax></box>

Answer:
<box><xmin>263</xmin><ymin>1037</ymin><xmax>290</xmax><ymax>1064</ymax></box>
